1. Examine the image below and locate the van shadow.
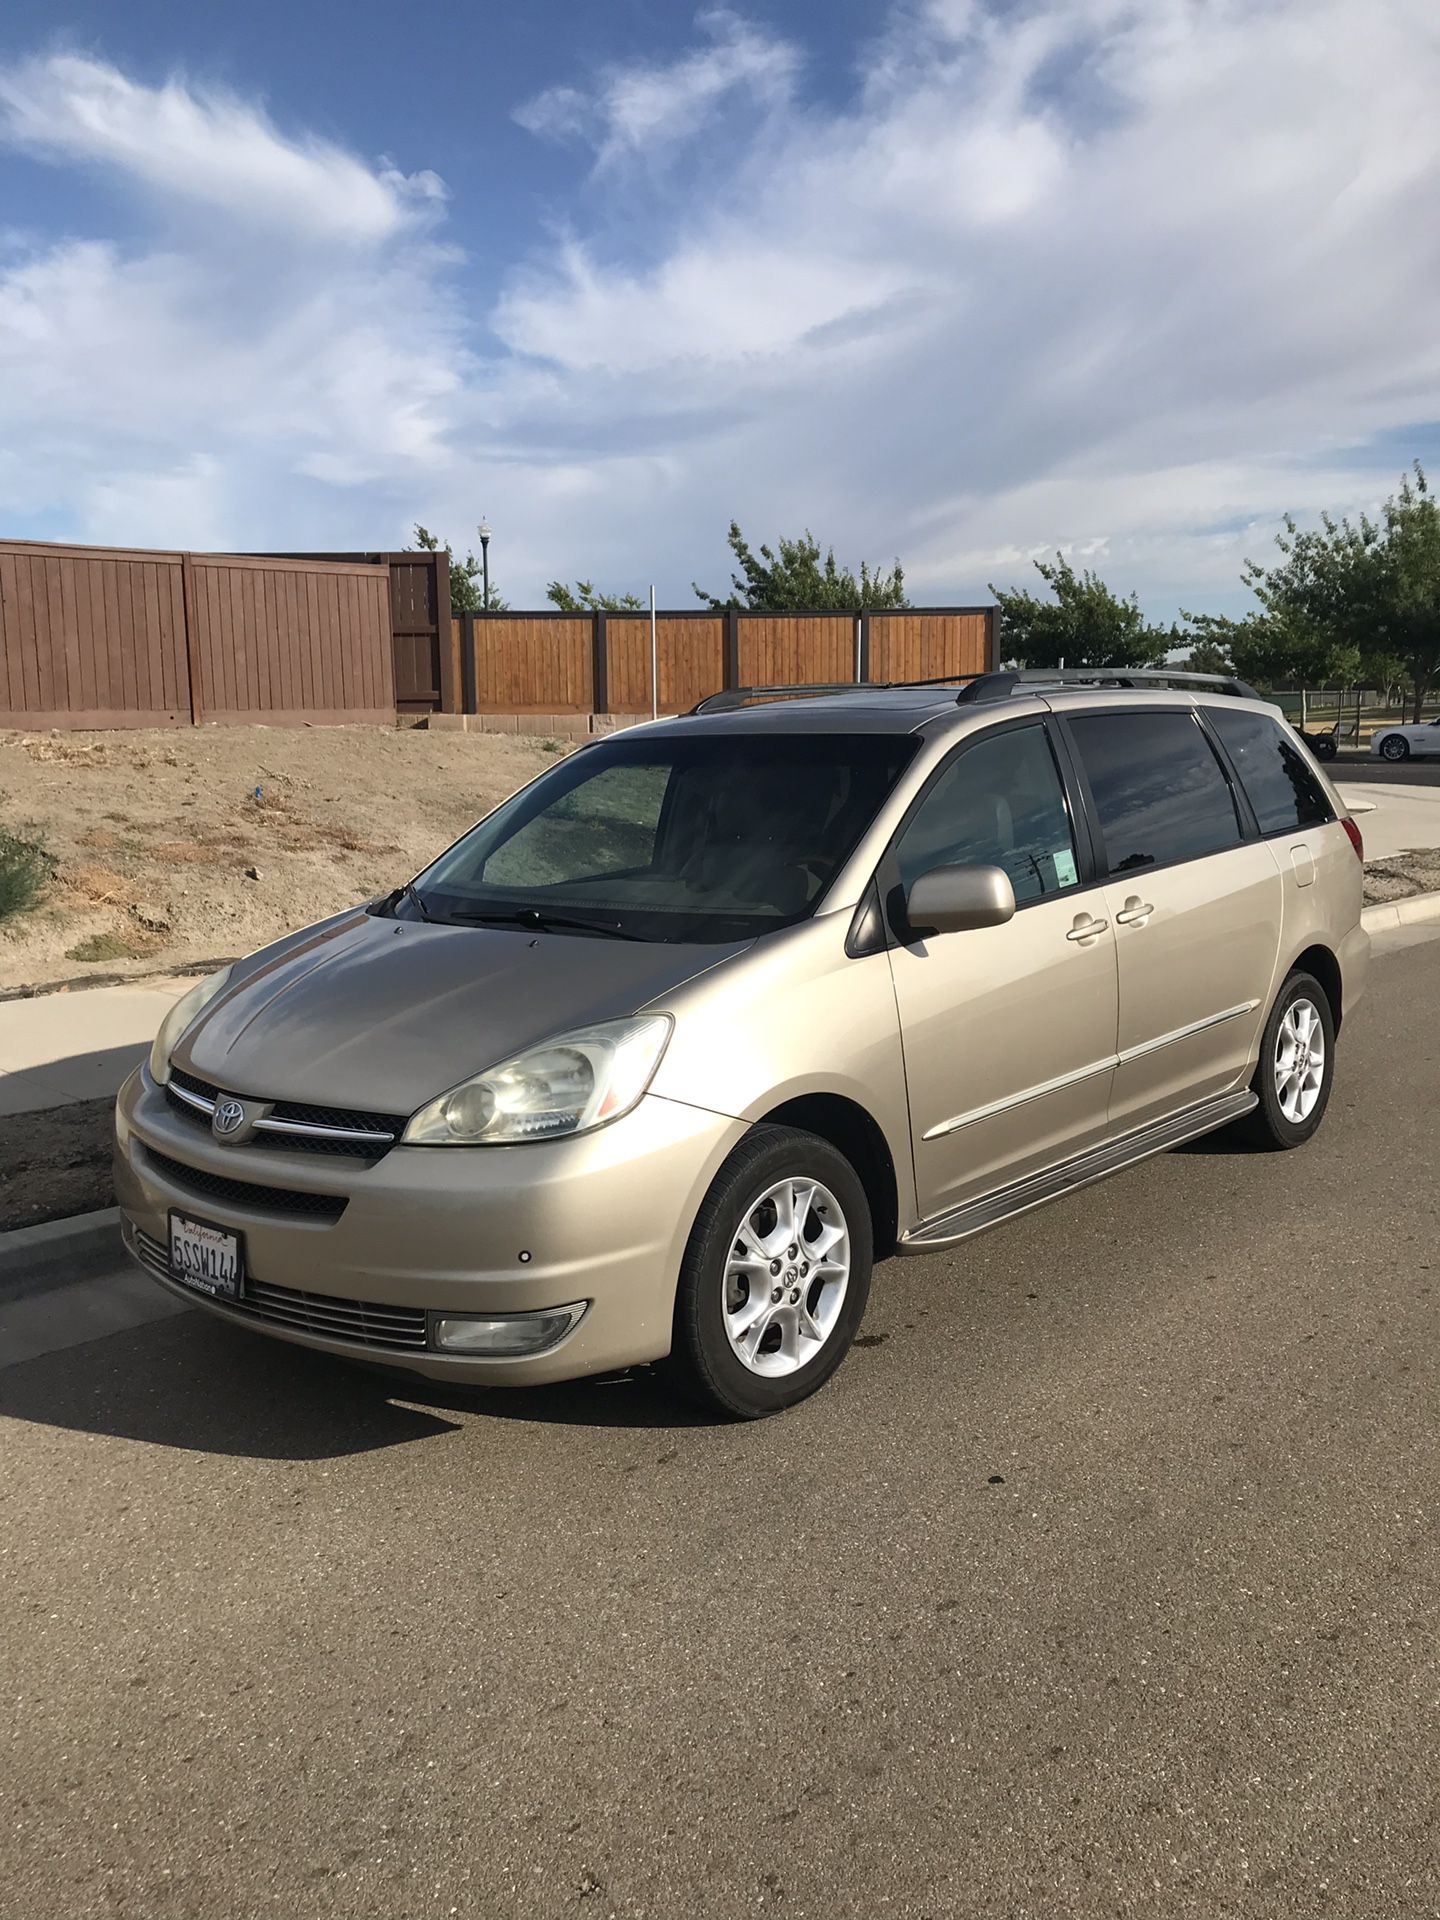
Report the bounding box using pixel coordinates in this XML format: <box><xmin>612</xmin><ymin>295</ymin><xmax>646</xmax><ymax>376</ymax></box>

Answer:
<box><xmin>0</xmin><ymin>1308</ymin><xmax>710</xmax><ymax>1461</ymax></box>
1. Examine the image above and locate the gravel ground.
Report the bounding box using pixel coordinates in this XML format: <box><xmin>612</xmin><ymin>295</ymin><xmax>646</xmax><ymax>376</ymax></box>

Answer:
<box><xmin>1362</xmin><ymin>845</ymin><xmax>1440</xmax><ymax>904</ymax></box>
<box><xmin>0</xmin><ymin>725</ymin><xmax>558</xmax><ymax>993</ymax></box>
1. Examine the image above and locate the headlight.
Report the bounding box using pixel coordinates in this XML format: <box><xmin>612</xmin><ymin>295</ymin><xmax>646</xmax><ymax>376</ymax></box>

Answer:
<box><xmin>148</xmin><ymin>966</ymin><xmax>233</xmax><ymax>1086</ymax></box>
<box><xmin>403</xmin><ymin>1016</ymin><xmax>672</xmax><ymax>1147</ymax></box>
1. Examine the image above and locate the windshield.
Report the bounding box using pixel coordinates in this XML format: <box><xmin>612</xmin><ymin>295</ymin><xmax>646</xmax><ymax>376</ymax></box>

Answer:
<box><xmin>405</xmin><ymin>731</ymin><xmax>917</xmax><ymax>944</ymax></box>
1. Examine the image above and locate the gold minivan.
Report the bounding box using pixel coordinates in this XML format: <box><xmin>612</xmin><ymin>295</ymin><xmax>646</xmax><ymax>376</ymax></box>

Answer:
<box><xmin>115</xmin><ymin>670</ymin><xmax>1369</xmax><ymax>1417</ymax></box>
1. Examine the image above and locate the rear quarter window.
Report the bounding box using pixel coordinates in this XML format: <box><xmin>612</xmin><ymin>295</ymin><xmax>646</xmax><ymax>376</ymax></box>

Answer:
<box><xmin>1207</xmin><ymin>708</ymin><xmax>1334</xmax><ymax>834</ymax></box>
<box><xmin>1066</xmin><ymin>709</ymin><xmax>1243</xmax><ymax>874</ymax></box>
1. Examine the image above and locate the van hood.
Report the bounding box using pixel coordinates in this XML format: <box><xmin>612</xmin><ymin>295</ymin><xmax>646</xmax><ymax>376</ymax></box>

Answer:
<box><xmin>177</xmin><ymin>910</ymin><xmax>746</xmax><ymax>1116</ymax></box>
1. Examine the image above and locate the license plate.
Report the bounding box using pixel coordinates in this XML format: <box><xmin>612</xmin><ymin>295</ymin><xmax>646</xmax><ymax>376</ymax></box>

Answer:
<box><xmin>168</xmin><ymin>1212</ymin><xmax>245</xmax><ymax>1299</ymax></box>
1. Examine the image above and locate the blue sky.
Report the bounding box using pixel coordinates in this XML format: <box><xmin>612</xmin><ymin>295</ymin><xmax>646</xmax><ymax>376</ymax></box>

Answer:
<box><xmin>1</xmin><ymin>0</ymin><xmax>1436</xmax><ymax>617</ymax></box>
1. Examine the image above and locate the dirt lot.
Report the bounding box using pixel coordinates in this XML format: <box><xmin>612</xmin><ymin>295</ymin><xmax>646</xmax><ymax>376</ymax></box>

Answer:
<box><xmin>0</xmin><ymin>725</ymin><xmax>559</xmax><ymax>993</ymax></box>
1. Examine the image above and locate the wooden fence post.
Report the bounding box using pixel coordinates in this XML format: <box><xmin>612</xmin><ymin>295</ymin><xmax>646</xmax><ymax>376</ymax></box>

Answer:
<box><xmin>435</xmin><ymin>553</ymin><xmax>461</xmax><ymax>713</ymax></box>
<box><xmin>593</xmin><ymin>612</ymin><xmax>609</xmax><ymax>714</ymax></box>
<box><xmin>461</xmin><ymin>611</ymin><xmax>477</xmax><ymax>714</ymax></box>
<box><xmin>179</xmin><ymin>552</ymin><xmax>204</xmax><ymax>724</ymax></box>
<box><xmin>858</xmin><ymin>612</ymin><xmax>871</xmax><ymax>683</ymax></box>
<box><xmin>724</xmin><ymin>609</ymin><xmax>741</xmax><ymax>690</ymax></box>
<box><xmin>986</xmin><ymin>605</ymin><xmax>1002</xmax><ymax>671</ymax></box>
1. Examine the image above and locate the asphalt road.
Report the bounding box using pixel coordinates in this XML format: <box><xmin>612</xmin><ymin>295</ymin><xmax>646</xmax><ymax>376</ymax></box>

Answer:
<box><xmin>4</xmin><ymin>935</ymin><xmax>1439</xmax><ymax>1920</ymax></box>
<box><xmin>1327</xmin><ymin>753</ymin><xmax>1440</xmax><ymax>787</ymax></box>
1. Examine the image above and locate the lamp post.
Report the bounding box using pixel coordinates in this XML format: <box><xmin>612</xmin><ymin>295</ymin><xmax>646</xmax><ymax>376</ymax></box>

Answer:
<box><xmin>477</xmin><ymin>519</ymin><xmax>491</xmax><ymax>612</ymax></box>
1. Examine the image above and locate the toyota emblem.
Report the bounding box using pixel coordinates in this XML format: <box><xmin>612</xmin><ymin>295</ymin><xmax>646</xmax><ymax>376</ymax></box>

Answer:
<box><xmin>213</xmin><ymin>1097</ymin><xmax>247</xmax><ymax>1139</ymax></box>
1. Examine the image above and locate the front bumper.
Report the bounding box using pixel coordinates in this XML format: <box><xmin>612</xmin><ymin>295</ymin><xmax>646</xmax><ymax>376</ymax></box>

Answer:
<box><xmin>114</xmin><ymin>1066</ymin><xmax>747</xmax><ymax>1384</ymax></box>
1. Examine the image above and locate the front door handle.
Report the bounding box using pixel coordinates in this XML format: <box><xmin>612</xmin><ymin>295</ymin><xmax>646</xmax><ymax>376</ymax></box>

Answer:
<box><xmin>1115</xmin><ymin>896</ymin><xmax>1154</xmax><ymax>926</ymax></box>
<box><xmin>1066</xmin><ymin>913</ymin><xmax>1109</xmax><ymax>943</ymax></box>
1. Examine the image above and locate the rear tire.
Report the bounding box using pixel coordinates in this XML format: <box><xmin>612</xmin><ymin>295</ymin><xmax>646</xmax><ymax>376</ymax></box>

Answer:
<box><xmin>1235</xmin><ymin>970</ymin><xmax>1336</xmax><ymax>1151</ymax></box>
<box><xmin>1380</xmin><ymin>734</ymin><xmax>1410</xmax><ymax>762</ymax></box>
<box><xmin>667</xmin><ymin>1124</ymin><xmax>873</xmax><ymax>1419</ymax></box>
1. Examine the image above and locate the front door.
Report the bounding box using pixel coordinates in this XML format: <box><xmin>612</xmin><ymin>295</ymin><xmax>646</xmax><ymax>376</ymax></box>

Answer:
<box><xmin>886</xmin><ymin>720</ymin><xmax>1120</xmax><ymax>1223</ymax></box>
<box><xmin>1062</xmin><ymin>708</ymin><xmax>1283</xmax><ymax>1135</ymax></box>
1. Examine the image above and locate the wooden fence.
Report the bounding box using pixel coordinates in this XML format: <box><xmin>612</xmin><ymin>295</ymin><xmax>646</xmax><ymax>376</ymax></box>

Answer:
<box><xmin>453</xmin><ymin>606</ymin><xmax>998</xmax><ymax>716</ymax></box>
<box><xmin>0</xmin><ymin>539</ymin><xmax>397</xmax><ymax>728</ymax></box>
<box><xmin>1</xmin><ymin>534</ymin><xmax>997</xmax><ymax>729</ymax></box>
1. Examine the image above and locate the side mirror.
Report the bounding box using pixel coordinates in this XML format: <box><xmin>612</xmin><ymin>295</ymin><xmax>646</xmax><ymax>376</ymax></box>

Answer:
<box><xmin>905</xmin><ymin>862</ymin><xmax>1016</xmax><ymax>937</ymax></box>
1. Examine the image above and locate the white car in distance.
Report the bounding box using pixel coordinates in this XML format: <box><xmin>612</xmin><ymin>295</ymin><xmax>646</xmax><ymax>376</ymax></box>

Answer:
<box><xmin>1371</xmin><ymin>718</ymin><xmax>1440</xmax><ymax>762</ymax></box>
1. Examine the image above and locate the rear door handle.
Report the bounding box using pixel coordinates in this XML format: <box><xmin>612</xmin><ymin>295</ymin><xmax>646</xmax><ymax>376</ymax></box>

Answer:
<box><xmin>1115</xmin><ymin>897</ymin><xmax>1154</xmax><ymax>926</ymax></box>
<box><xmin>1066</xmin><ymin>914</ymin><xmax>1109</xmax><ymax>943</ymax></box>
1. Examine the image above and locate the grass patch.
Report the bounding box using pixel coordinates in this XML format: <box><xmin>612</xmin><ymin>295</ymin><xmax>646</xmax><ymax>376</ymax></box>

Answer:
<box><xmin>67</xmin><ymin>928</ymin><xmax>163</xmax><ymax>963</ymax></box>
<box><xmin>0</xmin><ymin>827</ymin><xmax>51</xmax><ymax>922</ymax></box>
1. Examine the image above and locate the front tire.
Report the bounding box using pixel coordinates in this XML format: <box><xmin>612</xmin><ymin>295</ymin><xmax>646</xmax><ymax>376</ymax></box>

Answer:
<box><xmin>1236</xmin><ymin>971</ymin><xmax>1336</xmax><ymax>1151</ymax></box>
<box><xmin>1380</xmin><ymin>733</ymin><xmax>1410</xmax><ymax>762</ymax></box>
<box><xmin>668</xmin><ymin>1125</ymin><xmax>873</xmax><ymax>1418</ymax></box>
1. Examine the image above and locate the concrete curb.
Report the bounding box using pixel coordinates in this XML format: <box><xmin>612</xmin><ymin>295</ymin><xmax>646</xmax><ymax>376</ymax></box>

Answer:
<box><xmin>1361</xmin><ymin>889</ymin><xmax>1440</xmax><ymax>935</ymax></box>
<box><xmin>0</xmin><ymin>1207</ymin><xmax>122</xmax><ymax>1303</ymax></box>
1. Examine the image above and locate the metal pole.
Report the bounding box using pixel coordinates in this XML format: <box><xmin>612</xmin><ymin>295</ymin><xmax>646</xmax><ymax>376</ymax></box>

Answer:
<box><xmin>480</xmin><ymin>537</ymin><xmax>490</xmax><ymax>613</ymax></box>
<box><xmin>649</xmin><ymin>585</ymin><xmax>659</xmax><ymax>721</ymax></box>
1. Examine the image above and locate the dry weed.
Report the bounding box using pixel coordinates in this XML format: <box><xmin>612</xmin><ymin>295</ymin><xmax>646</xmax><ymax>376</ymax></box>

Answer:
<box><xmin>65</xmin><ymin>864</ymin><xmax>140</xmax><ymax>906</ymax></box>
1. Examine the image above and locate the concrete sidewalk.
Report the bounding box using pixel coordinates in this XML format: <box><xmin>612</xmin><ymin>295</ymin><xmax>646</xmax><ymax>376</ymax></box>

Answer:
<box><xmin>1335</xmin><ymin>781</ymin><xmax>1440</xmax><ymax>861</ymax></box>
<box><xmin>0</xmin><ymin>978</ymin><xmax>188</xmax><ymax>1117</ymax></box>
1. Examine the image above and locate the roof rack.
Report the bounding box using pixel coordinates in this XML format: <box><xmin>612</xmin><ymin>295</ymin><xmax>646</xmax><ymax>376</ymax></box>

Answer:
<box><xmin>689</xmin><ymin>666</ymin><xmax>1263</xmax><ymax>717</ymax></box>
<box><xmin>954</xmin><ymin>667</ymin><xmax>1262</xmax><ymax>705</ymax></box>
<box><xmin>690</xmin><ymin>682</ymin><xmax>873</xmax><ymax>714</ymax></box>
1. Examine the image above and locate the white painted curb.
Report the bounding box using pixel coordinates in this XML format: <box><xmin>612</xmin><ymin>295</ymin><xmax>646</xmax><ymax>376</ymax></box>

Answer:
<box><xmin>1361</xmin><ymin>889</ymin><xmax>1440</xmax><ymax>935</ymax></box>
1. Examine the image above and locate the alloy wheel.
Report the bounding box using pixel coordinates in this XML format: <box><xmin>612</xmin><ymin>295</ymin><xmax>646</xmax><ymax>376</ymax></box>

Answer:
<box><xmin>1274</xmin><ymin>996</ymin><xmax>1326</xmax><ymax>1124</ymax></box>
<box><xmin>722</xmin><ymin>1177</ymin><xmax>850</xmax><ymax>1377</ymax></box>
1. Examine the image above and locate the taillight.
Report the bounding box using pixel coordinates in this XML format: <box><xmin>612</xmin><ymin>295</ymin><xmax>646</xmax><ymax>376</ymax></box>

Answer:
<box><xmin>1341</xmin><ymin>816</ymin><xmax>1364</xmax><ymax>862</ymax></box>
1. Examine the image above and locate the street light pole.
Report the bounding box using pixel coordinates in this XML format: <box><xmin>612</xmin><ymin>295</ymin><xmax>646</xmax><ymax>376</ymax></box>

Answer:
<box><xmin>477</xmin><ymin>519</ymin><xmax>492</xmax><ymax>612</ymax></box>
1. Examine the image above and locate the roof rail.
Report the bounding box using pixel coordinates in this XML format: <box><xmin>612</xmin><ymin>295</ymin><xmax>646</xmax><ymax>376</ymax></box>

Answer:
<box><xmin>690</xmin><ymin>682</ymin><xmax>874</xmax><ymax>714</ymax></box>
<box><xmin>954</xmin><ymin>667</ymin><xmax>1262</xmax><ymax>705</ymax></box>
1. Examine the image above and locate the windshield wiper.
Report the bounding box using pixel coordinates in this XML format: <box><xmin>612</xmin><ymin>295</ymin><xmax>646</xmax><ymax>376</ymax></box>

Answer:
<box><xmin>445</xmin><ymin>906</ymin><xmax>645</xmax><ymax>942</ymax></box>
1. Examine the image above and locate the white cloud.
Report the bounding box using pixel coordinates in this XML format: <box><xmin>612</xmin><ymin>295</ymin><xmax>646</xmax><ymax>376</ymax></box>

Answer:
<box><xmin>2</xmin><ymin>9</ymin><xmax>1439</xmax><ymax>618</ymax></box>
<box><xmin>486</xmin><ymin>0</ymin><xmax>1440</xmax><ymax>613</ymax></box>
<box><xmin>0</xmin><ymin>55</ymin><xmax>467</xmax><ymax>548</ymax></box>
<box><xmin>515</xmin><ymin>8</ymin><xmax>801</xmax><ymax>166</ymax></box>
<box><xmin>0</xmin><ymin>53</ymin><xmax>441</xmax><ymax>242</ymax></box>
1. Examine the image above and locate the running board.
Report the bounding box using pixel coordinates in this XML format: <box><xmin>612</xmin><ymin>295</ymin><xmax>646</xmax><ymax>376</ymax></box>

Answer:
<box><xmin>899</xmin><ymin>1090</ymin><xmax>1258</xmax><ymax>1253</ymax></box>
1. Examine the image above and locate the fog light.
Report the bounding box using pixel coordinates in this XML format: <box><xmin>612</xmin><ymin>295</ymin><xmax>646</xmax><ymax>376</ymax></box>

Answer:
<box><xmin>431</xmin><ymin>1302</ymin><xmax>587</xmax><ymax>1356</ymax></box>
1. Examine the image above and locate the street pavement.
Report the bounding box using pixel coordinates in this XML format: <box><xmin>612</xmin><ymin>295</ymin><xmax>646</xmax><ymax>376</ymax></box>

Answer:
<box><xmin>3</xmin><ymin>935</ymin><xmax>1439</xmax><ymax>1920</ymax></box>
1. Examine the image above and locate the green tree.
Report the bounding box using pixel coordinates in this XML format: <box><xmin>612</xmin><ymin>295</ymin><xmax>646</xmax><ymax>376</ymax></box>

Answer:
<box><xmin>546</xmin><ymin>580</ymin><xmax>646</xmax><ymax>612</ymax></box>
<box><xmin>694</xmin><ymin>522</ymin><xmax>909</xmax><ymax>611</ymax></box>
<box><xmin>1179</xmin><ymin>610</ymin><xmax>1358</xmax><ymax>693</ymax></box>
<box><xmin>1193</xmin><ymin>465</ymin><xmax>1440</xmax><ymax>716</ymax></box>
<box><xmin>989</xmin><ymin>555</ymin><xmax>1170</xmax><ymax>669</ymax></box>
<box><xmin>1178</xmin><ymin>635</ymin><xmax>1235</xmax><ymax>678</ymax></box>
<box><xmin>413</xmin><ymin>525</ymin><xmax>509</xmax><ymax>612</ymax></box>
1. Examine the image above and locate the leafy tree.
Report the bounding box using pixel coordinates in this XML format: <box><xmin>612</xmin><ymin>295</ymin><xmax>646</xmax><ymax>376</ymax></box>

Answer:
<box><xmin>989</xmin><ymin>555</ymin><xmax>1170</xmax><ymax>670</ymax></box>
<box><xmin>546</xmin><ymin>580</ymin><xmax>646</xmax><ymax>613</ymax></box>
<box><xmin>413</xmin><ymin>524</ymin><xmax>509</xmax><ymax>612</ymax></box>
<box><xmin>1179</xmin><ymin>610</ymin><xmax>1358</xmax><ymax>693</ymax></box>
<box><xmin>694</xmin><ymin>522</ymin><xmax>909</xmax><ymax>611</ymax></box>
<box><xmin>1193</xmin><ymin>466</ymin><xmax>1440</xmax><ymax>716</ymax></box>
<box><xmin>1178</xmin><ymin>635</ymin><xmax>1235</xmax><ymax>678</ymax></box>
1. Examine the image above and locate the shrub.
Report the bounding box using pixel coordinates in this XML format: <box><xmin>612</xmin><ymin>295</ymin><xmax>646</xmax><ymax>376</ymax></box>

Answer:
<box><xmin>0</xmin><ymin>828</ymin><xmax>50</xmax><ymax>922</ymax></box>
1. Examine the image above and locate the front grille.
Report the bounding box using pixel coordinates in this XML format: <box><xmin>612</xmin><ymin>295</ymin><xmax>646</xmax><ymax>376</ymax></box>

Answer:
<box><xmin>126</xmin><ymin>1224</ymin><xmax>427</xmax><ymax>1351</ymax></box>
<box><xmin>166</xmin><ymin>1068</ymin><xmax>403</xmax><ymax>1160</ymax></box>
<box><xmin>142</xmin><ymin>1145</ymin><xmax>347</xmax><ymax>1221</ymax></box>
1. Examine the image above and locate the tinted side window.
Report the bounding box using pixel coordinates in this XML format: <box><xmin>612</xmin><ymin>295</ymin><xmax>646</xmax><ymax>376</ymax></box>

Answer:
<box><xmin>1068</xmin><ymin>711</ymin><xmax>1242</xmax><ymax>874</ymax></box>
<box><xmin>896</xmin><ymin>723</ymin><xmax>1079</xmax><ymax>904</ymax></box>
<box><xmin>1207</xmin><ymin>708</ymin><xmax>1333</xmax><ymax>834</ymax></box>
